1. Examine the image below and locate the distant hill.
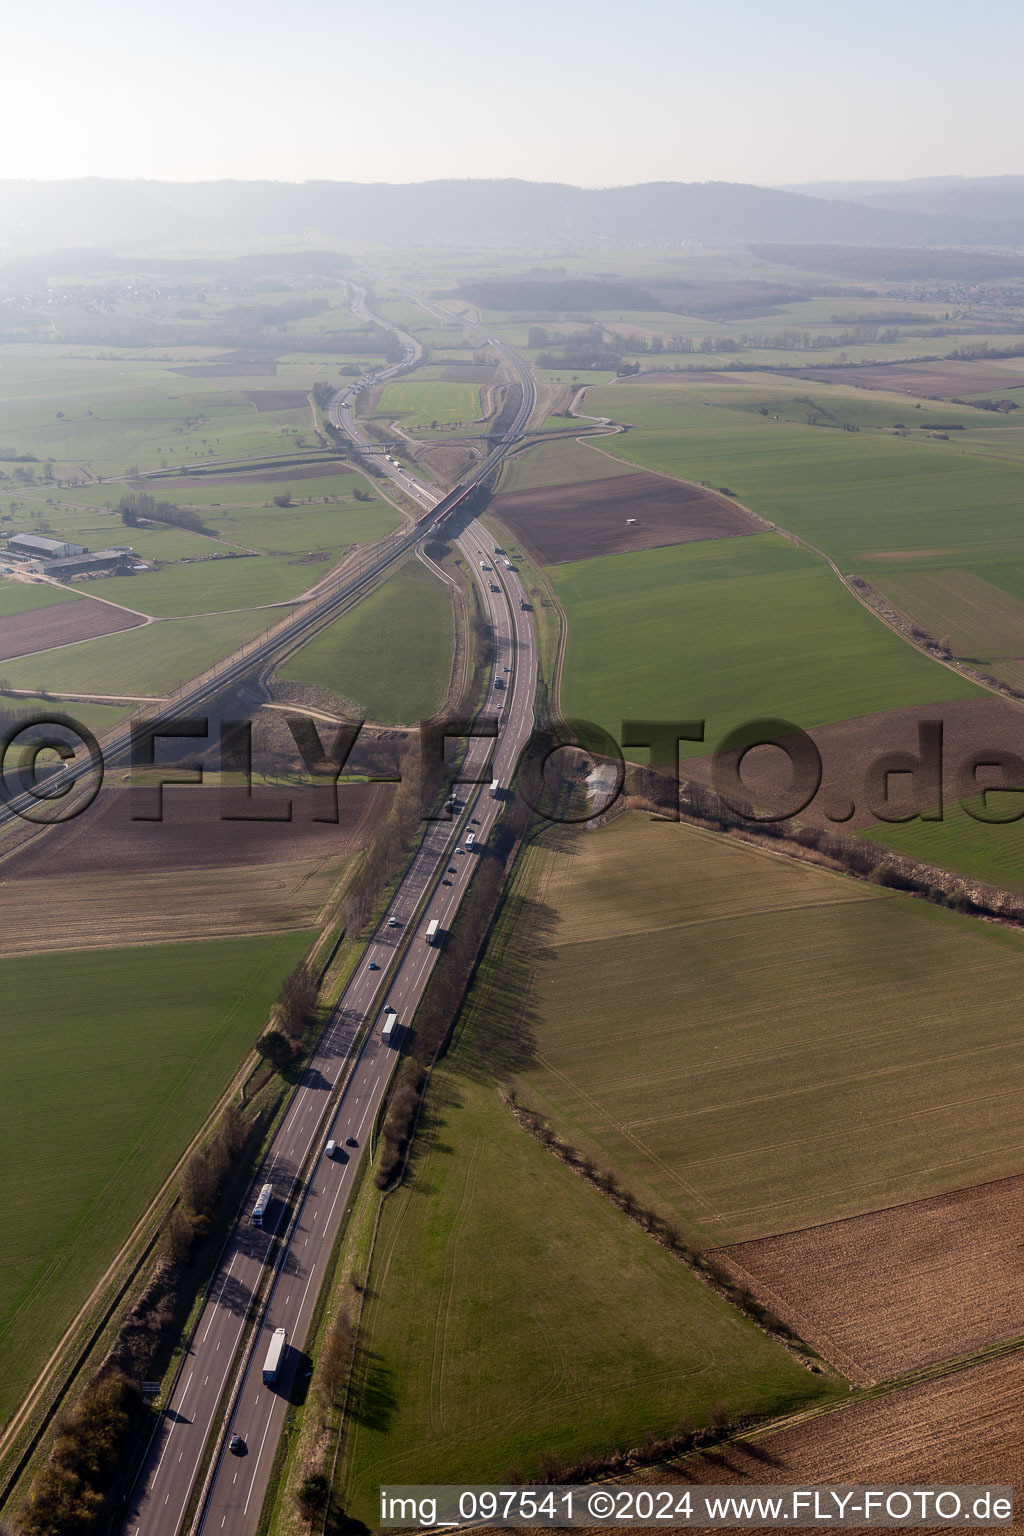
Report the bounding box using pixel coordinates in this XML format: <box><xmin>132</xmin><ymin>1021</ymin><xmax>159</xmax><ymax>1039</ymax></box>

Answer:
<box><xmin>2</xmin><ymin>177</ymin><xmax>1023</xmax><ymax>258</ymax></box>
<box><xmin>788</xmin><ymin>175</ymin><xmax>1024</xmax><ymax>228</ymax></box>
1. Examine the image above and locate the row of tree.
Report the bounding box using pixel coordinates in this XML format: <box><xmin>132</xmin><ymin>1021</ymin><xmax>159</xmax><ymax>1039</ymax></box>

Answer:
<box><xmin>255</xmin><ymin>963</ymin><xmax>318</xmax><ymax>1072</ymax></box>
<box><xmin>118</xmin><ymin>489</ymin><xmax>207</xmax><ymax>534</ymax></box>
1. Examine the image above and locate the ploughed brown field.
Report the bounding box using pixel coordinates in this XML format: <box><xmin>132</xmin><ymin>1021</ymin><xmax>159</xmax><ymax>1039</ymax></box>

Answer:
<box><xmin>242</xmin><ymin>390</ymin><xmax>311</xmax><ymax>411</ymax></box>
<box><xmin>683</xmin><ymin>696</ymin><xmax>1024</xmax><ymax>835</ymax></box>
<box><xmin>595</xmin><ymin>1353</ymin><xmax>1024</xmax><ymax>1534</ymax></box>
<box><xmin>0</xmin><ymin>784</ymin><xmax>390</xmax><ymax>951</ymax></box>
<box><xmin>441</xmin><ymin>365</ymin><xmax>496</xmax><ymax>384</ymax></box>
<box><xmin>490</xmin><ymin>471</ymin><xmax>760</xmax><ymax>564</ymax></box>
<box><xmin>5</xmin><ymin>784</ymin><xmax>388</xmax><ymax>877</ymax></box>
<box><xmin>719</xmin><ymin>1175</ymin><xmax>1024</xmax><ymax>1385</ymax></box>
<box><xmin>784</xmin><ymin>362</ymin><xmax>1024</xmax><ymax>396</ymax></box>
<box><xmin>0</xmin><ymin>597</ymin><xmax>145</xmax><ymax>661</ymax></box>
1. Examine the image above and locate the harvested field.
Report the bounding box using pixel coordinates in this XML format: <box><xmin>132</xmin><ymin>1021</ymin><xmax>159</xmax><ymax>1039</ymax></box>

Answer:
<box><xmin>596</xmin><ymin>1353</ymin><xmax>1024</xmax><ymax>1534</ymax></box>
<box><xmin>682</xmin><ymin>696</ymin><xmax>1024</xmax><ymax>834</ymax></box>
<box><xmin>242</xmin><ymin>389</ymin><xmax>309</xmax><ymax>411</ymax></box>
<box><xmin>4</xmin><ymin>784</ymin><xmax>390</xmax><ymax>878</ymax></box>
<box><xmin>786</xmin><ymin>362</ymin><xmax>1024</xmax><ymax>396</ymax></box>
<box><xmin>490</xmin><ymin>471</ymin><xmax>760</xmax><ymax>563</ymax></box>
<box><xmin>0</xmin><ymin>859</ymin><xmax>351</xmax><ymax>952</ymax></box>
<box><xmin>510</xmin><ymin>814</ymin><xmax>1024</xmax><ymax>1245</ymax></box>
<box><xmin>719</xmin><ymin>1174</ymin><xmax>1024</xmax><ymax>1386</ymax></box>
<box><xmin>0</xmin><ymin>596</ymin><xmax>145</xmax><ymax>660</ymax></box>
<box><xmin>418</xmin><ymin>444</ymin><xmax>480</xmax><ymax>484</ymax></box>
<box><xmin>0</xmin><ymin>785</ymin><xmax>388</xmax><ymax>950</ymax></box>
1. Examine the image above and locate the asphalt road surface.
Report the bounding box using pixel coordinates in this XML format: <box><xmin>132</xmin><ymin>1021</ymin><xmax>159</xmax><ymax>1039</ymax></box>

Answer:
<box><xmin>126</xmin><ymin>323</ymin><xmax>539</xmax><ymax>1536</ymax></box>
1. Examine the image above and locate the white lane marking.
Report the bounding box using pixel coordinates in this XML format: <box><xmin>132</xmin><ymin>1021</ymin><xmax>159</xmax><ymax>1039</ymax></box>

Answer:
<box><xmin>149</xmin><ymin>1368</ymin><xmax>193</xmax><ymax>1477</ymax></box>
<box><xmin>205</xmin><ymin>1254</ymin><xmax>239</xmax><ymax>1337</ymax></box>
<box><xmin>242</xmin><ymin>1398</ymin><xmax>279</xmax><ymax>1515</ymax></box>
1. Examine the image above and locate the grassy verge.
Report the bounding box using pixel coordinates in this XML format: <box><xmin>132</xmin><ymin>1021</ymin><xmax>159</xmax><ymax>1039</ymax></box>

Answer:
<box><xmin>278</xmin><ymin>557</ymin><xmax>455</xmax><ymax>724</ymax></box>
<box><xmin>335</xmin><ymin>1065</ymin><xmax>836</xmax><ymax>1525</ymax></box>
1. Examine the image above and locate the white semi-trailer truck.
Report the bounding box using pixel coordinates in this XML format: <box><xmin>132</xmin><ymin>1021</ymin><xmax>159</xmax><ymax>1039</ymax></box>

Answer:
<box><xmin>425</xmin><ymin>919</ymin><xmax>440</xmax><ymax>945</ymax></box>
<box><xmin>263</xmin><ymin>1327</ymin><xmax>287</xmax><ymax>1386</ymax></box>
<box><xmin>251</xmin><ymin>1183</ymin><xmax>273</xmax><ymax>1228</ymax></box>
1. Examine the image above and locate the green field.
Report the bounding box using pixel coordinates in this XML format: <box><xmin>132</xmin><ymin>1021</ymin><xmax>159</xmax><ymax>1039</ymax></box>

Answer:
<box><xmin>0</xmin><ymin>931</ymin><xmax>313</xmax><ymax>1419</ymax></box>
<box><xmin>551</xmin><ymin>534</ymin><xmax>980</xmax><ymax>752</ymax></box>
<box><xmin>0</xmin><ymin>346</ymin><xmax>371</xmax><ymax>479</ymax></box>
<box><xmin>0</xmin><ymin>580</ymin><xmax>80</xmax><ymax>620</ymax></box>
<box><xmin>501</xmin><ymin>814</ymin><xmax>1024</xmax><ymax>1245</ymax></box>
<box><xmin>499</xmin><ymin>436</ymin><xmax>638</xmax><ymax>493</ymax></box>
<box><xmin>375</xmin><ymin>378</ymin><xmax>483</xmax><ymax>427</ymax></box>
<box><xmin>863</xmin><ymin>799</ymin><xmax>1024</xmax><ymax>893</ymax></box>
<box><xmin>87</xmin><ymin>555</ymin><xmax>322</xmax><ymax>617</ymax></box>
<box><xmin>0</xmin><ymin>609</ymin><xmax>274</xmax><ymax>695</ymax></box>
<box><xmin>583</xmin><ymin>377</ymin><xmax>1024</xmax><ymax>568</ymax></box>
<box><xmin>0</xmin><ymin>690</ymin><xmax>130</xmax><ymax>741</ymax></box>
<box><xmin>340</xmin><ymin>1069</ymin><xmax>833</xmax><ymax>1520</ymax></box>
<box><xmin>279</xmin><ymin>558</ymin><xmax>454</xmax><ymax>723</ymax></box>
<box><xmin>866</xmin><ymin>567</ymin><xmax>1024</xmax><ymax>660</ymax></box>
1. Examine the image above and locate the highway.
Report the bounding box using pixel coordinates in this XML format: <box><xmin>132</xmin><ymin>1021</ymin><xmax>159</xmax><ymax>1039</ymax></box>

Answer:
<box><xmin>0</xmin><ymin>290</ymin><xmax>531</xmax><ymax>838</ymax></box>
<box><xmin>124</xmin><ymin>300</ymin><xmax>539</xmax><ymax>1536</ymax></box>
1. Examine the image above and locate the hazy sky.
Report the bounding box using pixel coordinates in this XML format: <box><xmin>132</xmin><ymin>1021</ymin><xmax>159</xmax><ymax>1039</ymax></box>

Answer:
<box><xmin>3</xmin><ymin>0</ymin><xmax>1021</xmax><ymax>186</ymax></box>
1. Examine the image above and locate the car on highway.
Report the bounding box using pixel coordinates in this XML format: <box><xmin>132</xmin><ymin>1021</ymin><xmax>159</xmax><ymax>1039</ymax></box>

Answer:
<box><xmin>448</xmin><ymin>866</ymin><xmax>457</xmax><ymax>873</ymax></box>
<box><xmin>442</xmin><ymin>878</ymin><xmax>452</xmax><ymax>886</ymax></box>
<box><xmin>345</xmin><ymin>1135</ymin><xmax>358</xmax><ymax>1147</ymax></box>
<box><xmin>388</xmin><ymin>916</ymin><xmax>399</xmax><ymax>927</ymax></box>
<box><xmin>368</xmin><ymin>960</ymin><xmax>379</xmax><ymax>971</ymax></box>
<box><xmin>229</xmin><ymin>1435</ymin><xmax>246</xmax><ymax>1455</ymax></box>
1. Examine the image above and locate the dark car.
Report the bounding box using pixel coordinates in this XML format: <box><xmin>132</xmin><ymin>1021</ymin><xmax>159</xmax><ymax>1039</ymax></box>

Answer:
<box><xmin>345</xmin><ymin>1135</ymin><xmax>358</xmax><ymax>1147</ymax></box>
<box><xmin>448</xmin><ymin>866</ymin><xmax>457</xmax><ymax>874</ymax></box>
<box><xmin>368</xmin><ymin>960</ymin><xmax>379</xmax><ymax>971</ymax></box>
<box><xmin>442</xmin><ymin>878</ymin><xmax>452</xmax><ymax>886</ymax></box>
<box><xmin>229</xmin><ymin>1435</ymin><xmax>246</xmax><ymax>1455</ymax></box>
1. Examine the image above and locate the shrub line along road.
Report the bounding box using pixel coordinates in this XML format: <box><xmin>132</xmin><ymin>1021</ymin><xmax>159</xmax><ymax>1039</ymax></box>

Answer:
<box><xmin>123</xmin><ymin>313</ymin><xmax>539</xmax><ymax>1535</ymax></box>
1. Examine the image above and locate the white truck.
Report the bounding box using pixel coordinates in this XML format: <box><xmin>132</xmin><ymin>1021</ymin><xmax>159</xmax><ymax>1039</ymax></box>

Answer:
<box><xmin>262</xmin><ymin>1327</ymin><xmax>287</xmax><ymax>1387</ymax></box>
<box><xmin>425</xmin><ymin>918</ymin><xmax>440</xmax><ymax>945</ymax></box>
<box><xmin>382</xmin><ymin>1007</ymin><xmax>398</xmax><ymax>1045</ymax></box>
<box><xmin>465</xmin><ymin>832</ymin><xmax>476</xmax><ymax>850</ymax></box>
<box><xmin>490</xmin><ymin>779</ymin><xmax>501</xmax><ymax>799</ymax></box>
<box><xmin>251</xmin><ymin>1183</ymin><xmax>273</xmax><ymax>1229</ymax></box>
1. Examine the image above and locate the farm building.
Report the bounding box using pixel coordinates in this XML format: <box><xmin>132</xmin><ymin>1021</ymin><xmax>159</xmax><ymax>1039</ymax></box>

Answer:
<box><xmin>5</xmin><ymin>533</ymin><xmax>86</xmax><ymax>561</ymax></box>
<box><xmin>38</xmin><ymin>548</ymin><xmax>135</xmax><ymax>577</ymax></box>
